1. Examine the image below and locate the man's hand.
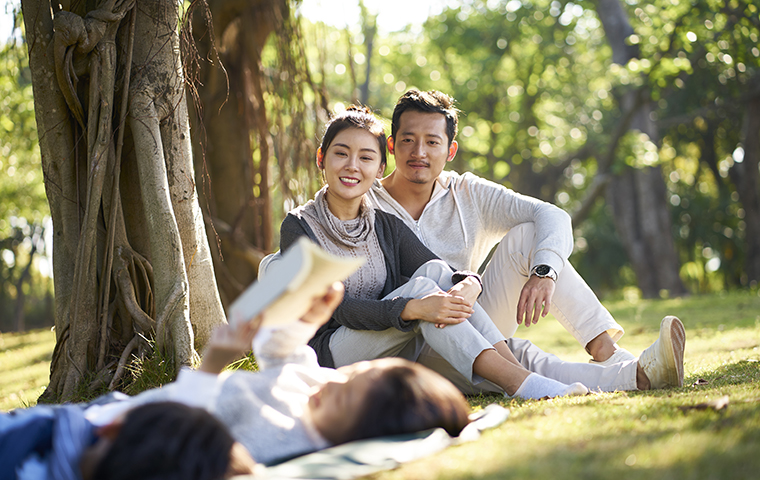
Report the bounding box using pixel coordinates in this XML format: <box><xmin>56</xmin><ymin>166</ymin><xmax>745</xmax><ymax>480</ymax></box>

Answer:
<box><xmin>401</xmin><ymin>291</ymin><xmax>473</xmax><ymax>327</ymax></box>
<box><xmin>447</xmin><ymin>276</ymin><xmax>481</xmax><ymax>307</ymax></box>
<box><xmin>516</xmin><ymin>275</ymin><xmax>556</xmax><ymax>327</ymax></box>
<box><xmin>299</xmin><ymin>282</ymin><xmax>345</xmax><ymax>326</ymax></box>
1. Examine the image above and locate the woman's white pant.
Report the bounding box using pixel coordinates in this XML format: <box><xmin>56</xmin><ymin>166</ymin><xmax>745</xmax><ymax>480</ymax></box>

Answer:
<box><xmin>329</xmin><ymin>260</ymin><xmax>505</xmax><ymax>383</ymax></box>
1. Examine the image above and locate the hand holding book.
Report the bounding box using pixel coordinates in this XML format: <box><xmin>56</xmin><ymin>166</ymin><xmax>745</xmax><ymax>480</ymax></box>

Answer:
<box><xmin>228</xmin><ymin>237</ymin><xmax>365</xmax><ymax>329</ymax></box>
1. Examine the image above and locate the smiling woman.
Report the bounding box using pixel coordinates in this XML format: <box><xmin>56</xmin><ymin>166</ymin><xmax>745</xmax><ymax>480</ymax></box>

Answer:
<box><xmin>318</xmin><ymin>107</ymin><xmax>387</xmax><ymax>220</ymax></box>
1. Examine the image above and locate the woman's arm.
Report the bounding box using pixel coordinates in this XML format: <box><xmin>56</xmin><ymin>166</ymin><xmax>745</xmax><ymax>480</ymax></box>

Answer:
<box><xmin>280</xmin><ymin>213</ymin><xmax>315</xmax><ymax>252</ymax></box>
<box><xmin>280</xmin><ymin>211</ymin><xmax>417</xmax><ymax>332</ymax></box>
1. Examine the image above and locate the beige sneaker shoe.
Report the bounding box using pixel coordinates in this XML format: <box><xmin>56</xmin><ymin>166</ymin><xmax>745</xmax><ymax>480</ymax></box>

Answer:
<box><xmin>638</xmin><ymin>316</ymin><xmax>685</xmax><ymax>389</ymax></box>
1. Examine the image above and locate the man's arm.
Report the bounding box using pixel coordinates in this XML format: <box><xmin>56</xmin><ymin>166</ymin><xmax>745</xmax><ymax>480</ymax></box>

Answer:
<box><xmin>465</xmin><ymin>173</ymin><xmax>570</xmax><ymax>326</ymax></box>
<box><xmin>468</xmin><ymin>172</ymin><xmax>573</xmax><ymax>275</ymax></box>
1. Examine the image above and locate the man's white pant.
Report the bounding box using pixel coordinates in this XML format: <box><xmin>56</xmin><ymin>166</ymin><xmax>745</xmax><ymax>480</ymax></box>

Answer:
<box><xmin>417</xmin><ymin>222</ymin><xmax>636</xmax><ymax>393</ymax></box>
<box><xmin>417</xmin><ymin>338</ymin><xmax>638</xmax><ymax>393</ymax></box>
<box><xmin>328</xmin><ymin>260</ymin><xmax>504</xmax><ymax>383</ymax></box>
<box><xmin>479</xmin><ymin>222</ymin><xmax>624</xmax><ymax>347</ymax></box>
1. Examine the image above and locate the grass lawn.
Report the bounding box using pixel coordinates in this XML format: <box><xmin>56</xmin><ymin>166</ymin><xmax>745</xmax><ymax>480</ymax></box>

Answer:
<box><xmin>2</xmin><ymin>290</ymin><xmax>759</xmax><ymax>479</ymax></box>
<box><xmin>0</xmin><ymin>327</ymin><xmax>55</xmax><ymax>411</ymax></box>
<box><xmin>375</xmin><ymin>290</ymin><xmax>760</xmax><ymax>480</ymax></box>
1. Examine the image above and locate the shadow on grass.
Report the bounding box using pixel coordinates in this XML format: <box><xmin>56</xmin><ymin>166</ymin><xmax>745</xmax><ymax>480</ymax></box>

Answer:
<box><xmin>25</xmin><ymin>350</ymin><xmax>53</xmax><ymax>365</ymax></box>
<box><xmin>453</xmin><ymin>393</ymin><xmax>760</xmax><ymax>480</ymax></box>
<box><xmin>685</xmin><ymin>360</ymin><xmax>760</xmax><ymax>389</ymax></box>
<box><xmin>472</xmin><ymin>421</ymin><xmax>760</xmax><ymax>480</ymax></box>
<box><xmin>0</xmin><ymin>337</ymin><xmax>49</xmax><ymax>354</ymax></box>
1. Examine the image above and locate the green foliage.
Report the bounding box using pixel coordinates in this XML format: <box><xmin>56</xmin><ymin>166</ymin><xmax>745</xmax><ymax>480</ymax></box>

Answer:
<box><xmin>570</xmin><ymin>200</ymin><xmax>632</xmax><ymax>296</ymax></box>
<box><xmin>0</xmin><ymin>36</ymin><xmax>53</xmax><ymax>331</ymax></box>
<box><xmin>297</xmin><ymin>0</ymin><xmax>760</xmax><ymax>294</ymax></box>
<box><xmin>0</xmin><ymin>39</ymin><xmax>47</xmax><ymax>226</ymax></box>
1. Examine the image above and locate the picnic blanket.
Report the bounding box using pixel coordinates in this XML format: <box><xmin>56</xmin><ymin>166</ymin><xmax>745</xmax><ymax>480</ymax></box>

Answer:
<box><xmin>242</xmin><ymin>403</ymin><xmax>510</xmax><ymax>480</ymax></box>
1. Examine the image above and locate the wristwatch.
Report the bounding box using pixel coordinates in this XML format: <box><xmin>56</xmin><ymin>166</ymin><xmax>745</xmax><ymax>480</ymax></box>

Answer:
<box><xmin>530</xmin><ymin>264</ymin><xmax>557</xmax><ymax>282</ymax></box>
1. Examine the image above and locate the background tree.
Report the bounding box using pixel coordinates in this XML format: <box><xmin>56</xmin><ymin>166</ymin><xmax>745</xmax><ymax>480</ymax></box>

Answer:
<box><xmin>22</xmin><ymin>0</ymin><xmax>225</xmax><ymax>402</ymax></box>
<box><xmin>0</xmin><ymin>34</ymin><xmax>53</xmax><ymax>333</ymax></box>
<box><xmin>593</xmin><ymin>0</ymin><xmax>687</xmax><ymax>298</ymax></box>
<box><xmin>186</xmin><ymin>0</ymin><xmax>323</xmax><ymax>307</ymax></box>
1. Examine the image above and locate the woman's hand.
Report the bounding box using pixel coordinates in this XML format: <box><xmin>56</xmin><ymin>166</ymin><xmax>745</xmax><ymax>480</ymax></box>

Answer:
<box><xmin>200</xmin><ymin>317</ymin><xmax>262</xmax><ymax>374</ymax></box>
<box><xmin>400</xmin><ymin>291</ymin><xmax>473</xmax><ymax>326</ymax></box>
<box><xmin>447</xmin><ymin>276</ymin><xmax>481</xmax><ymax>307</ymax></box>
<box><xmin>299</xmin><ymin>282</ymin><xmax>345</xmax><ymax>326</ymax></box>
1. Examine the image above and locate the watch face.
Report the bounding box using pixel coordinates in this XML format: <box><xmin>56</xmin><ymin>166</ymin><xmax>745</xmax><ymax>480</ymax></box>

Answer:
<box><xmin>535</xmin><ymin>265</ymin><xmax>550</xmax><ymax>276</ymax></box>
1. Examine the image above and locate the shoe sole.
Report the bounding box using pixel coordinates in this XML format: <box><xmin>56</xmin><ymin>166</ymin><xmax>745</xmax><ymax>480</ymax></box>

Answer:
<box><xmin>661</xmin><ymin>316</ymin><xmax>686</xmax><ymax>387</ymax></box>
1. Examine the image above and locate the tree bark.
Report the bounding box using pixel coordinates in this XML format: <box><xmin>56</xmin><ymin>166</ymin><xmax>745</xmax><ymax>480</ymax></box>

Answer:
<box><xmin>23</xmin><ymin>0</ymin><xmax>225</xmax><ymax>402</ymax></box>
<box><xmin>595</xmin><ymin>0</ymin><xmax>688</xmax><ymax>297</ymax></box>
<box><xmin>188</xmin><ymin>0</ymin><xmax>287</xmax><ymax>306</ymax></box>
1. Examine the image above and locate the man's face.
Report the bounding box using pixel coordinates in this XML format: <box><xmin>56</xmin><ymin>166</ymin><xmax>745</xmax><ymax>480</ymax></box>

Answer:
<box><xmin>389</xmin><ymin>110</ymin><xmax>457</xmax><ymax>186</ymax></box>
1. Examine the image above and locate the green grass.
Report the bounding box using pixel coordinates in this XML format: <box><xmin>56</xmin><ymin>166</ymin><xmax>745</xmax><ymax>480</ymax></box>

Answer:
<box><xmin>0</xmin><ymin>327</ymin><xmax>55</xmax><ymax>411</ymax></box>
<box><xmin>2</xmin><ymin>291</ymin><xmax>760</xmax><ymax>479</ymax></box>
<box><xmin>373</xmin><ymin>289</ymin><xmax>760</xmax><ymax>480</ymax></box>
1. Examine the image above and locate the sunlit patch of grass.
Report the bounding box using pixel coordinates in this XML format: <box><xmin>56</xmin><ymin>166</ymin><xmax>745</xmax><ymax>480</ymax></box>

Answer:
<box><xmin>226</xmin><ymin>351</ymin><xmax>259</xmax><ymax>372</ymax></box>
<box><xmin>0</xmin><ymin>328</ymin><xmax>55</xmax><ymax>411</ymax></box>
<box><xmin>121</xmin><ymin>342</ymin><xmax>179</xmax><ymax>396</ymax></box>
<box><xmin>3</xmin><ymin>291</ymin><xmax>760</xmax><ymax>479</ymax></box>
<box><xmin>375</xmin><ymin>290</ymin><xmax>760</xmax><ymax>480</ymax></box>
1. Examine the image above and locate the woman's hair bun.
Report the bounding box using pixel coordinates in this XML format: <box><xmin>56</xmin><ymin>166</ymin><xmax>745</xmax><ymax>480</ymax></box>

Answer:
<box><xmin>345</xmin><ymin>104</ymin><xmax>373</xmax><ymax>115</ymax></box>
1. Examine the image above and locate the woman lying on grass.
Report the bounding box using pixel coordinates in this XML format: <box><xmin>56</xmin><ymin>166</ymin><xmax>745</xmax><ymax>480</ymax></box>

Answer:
<box><xmin>82</xmin><ymin>283</ymin><xmax>470</xmax><ymax>466</ymax></box>
<box><xmin>266</xmin><ymin>105</ymin><xmax>684</xmax><ymax>399</ymax></box>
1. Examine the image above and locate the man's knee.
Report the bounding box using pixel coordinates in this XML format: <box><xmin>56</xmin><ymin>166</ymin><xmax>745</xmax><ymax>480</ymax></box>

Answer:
<box><xmin>502</xmin><ymin>222</ymin><xmax>536</xmax><ymax>255</ymax></box>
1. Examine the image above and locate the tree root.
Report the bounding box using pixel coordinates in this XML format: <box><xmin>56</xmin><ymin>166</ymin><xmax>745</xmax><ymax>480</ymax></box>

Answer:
<box><xmin>109</xmin><ymin>333</ymin><xmax>149</xmax><ymax>390</ymax></box>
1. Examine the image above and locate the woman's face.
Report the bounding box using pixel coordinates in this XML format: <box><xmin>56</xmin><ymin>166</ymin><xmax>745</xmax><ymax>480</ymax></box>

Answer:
<box><xmin>308</xmin><ymin>359</ymin><xmax>395</xmax><ymax>445</ymax></box>
<box><xmin>321</xmin><ymin>127</ymin><xmax>384</xmax><ymax>213</ymax></box>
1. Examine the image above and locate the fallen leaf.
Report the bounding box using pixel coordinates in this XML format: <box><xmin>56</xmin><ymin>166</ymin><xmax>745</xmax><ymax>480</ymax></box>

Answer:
<box><xmin>678</xmin><ymin>395</ymin><xmax>730</xmax><ymax>412</ymax></box>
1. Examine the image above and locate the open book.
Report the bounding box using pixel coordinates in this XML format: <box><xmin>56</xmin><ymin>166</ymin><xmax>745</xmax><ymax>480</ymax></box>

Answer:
<box><xmin>228</xmin><ymin>237</ymin><xmax>365</xmax><ymax>327</ymax></box>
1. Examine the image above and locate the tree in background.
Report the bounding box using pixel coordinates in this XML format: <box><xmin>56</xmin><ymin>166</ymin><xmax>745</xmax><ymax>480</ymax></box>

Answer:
<box><xmin>21</xmin><ymin>0</ymin><xmax>225</xmax><ymax>402</ymax></box>
<box><xmin>0</xmin><ymin>35</ymin><xmax>53</xmax><ymax>332</ymax></box>
<box><xmin>595</xmin><ymin>0</ymin><xmax>687</xmax><ymax>298</ymax></box>
<box><xmin>643</xmin><ymin>0</ymin><xmax>760</xmax><ymax>290</ymax></box>
<box><xmin>186</xmin><ymin>0</ymin><xmax>324</xmax><ymax>307</ymax></box>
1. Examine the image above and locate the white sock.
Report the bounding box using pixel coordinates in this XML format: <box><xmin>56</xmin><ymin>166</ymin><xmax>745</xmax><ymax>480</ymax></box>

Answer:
<box><xmin>512</xmin><ymin>373</ymin><xmax>589</xmax><ymax>400</ymax></box>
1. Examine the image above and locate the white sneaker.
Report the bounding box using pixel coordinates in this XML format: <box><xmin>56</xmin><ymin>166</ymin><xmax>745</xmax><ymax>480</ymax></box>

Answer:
<box><xmin>589</xmin><ymin>347</ymin><xmax>637</xmax><ymax>366</ymax></box>
<box><xmin>638</xmin><ymin>316</ymin><xmax>686</xmax><ymax>389</ymax></box>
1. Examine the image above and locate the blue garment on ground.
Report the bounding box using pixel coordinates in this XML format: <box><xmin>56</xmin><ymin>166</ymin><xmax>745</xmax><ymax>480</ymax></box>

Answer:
<box><xmin>0</xmin><ymin>404</ymin><xmax>95</xmax><ymax>480</ymax></box>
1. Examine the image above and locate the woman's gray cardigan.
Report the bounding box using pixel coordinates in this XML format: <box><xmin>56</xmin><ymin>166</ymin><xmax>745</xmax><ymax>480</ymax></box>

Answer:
<box><xmin>280</xmin><ymin>209</ymin><xmax>476</xmax><ymax>368</ymax></box>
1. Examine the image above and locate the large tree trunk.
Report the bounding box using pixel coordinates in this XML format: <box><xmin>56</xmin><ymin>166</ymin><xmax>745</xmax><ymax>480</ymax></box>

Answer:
<box><xmin>23</xmin><ymin>0</ymin><xmax>225</xmax><ymax>403</ymax></box>
<box><xmin>595</xmin><ymin>0</ymin><xmax>688</xmax><ymax>297</ymax></box>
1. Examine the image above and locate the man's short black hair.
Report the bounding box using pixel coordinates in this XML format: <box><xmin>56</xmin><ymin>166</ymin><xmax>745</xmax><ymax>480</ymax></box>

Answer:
<box><xmin>391</xmin><ymin>89</ymin><xmax>460</xmax><ymax>147</ymax></box>
<box><xmin>92</xmin><ymin>402</ymin><xmax>235</xmax><ymax>480</ymax></box>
